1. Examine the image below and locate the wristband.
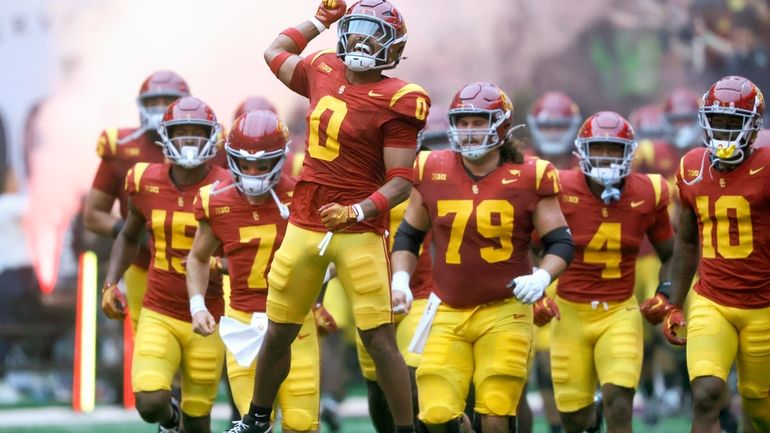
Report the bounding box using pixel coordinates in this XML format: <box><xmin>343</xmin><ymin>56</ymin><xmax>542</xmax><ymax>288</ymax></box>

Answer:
<box><xmin>280</xmin><ymin>27</ymin><xmax>308</xmax><ymax>52</ymax></box>
<box><xmin>189</xmin><ymin>294</ymin><xmax>207</xmax><ymax>317</ymax></box>
<box><xmin>310</xmin><ymin>17</ymin><xmax>326</xmax><ymax>33</ymax></box>
<box><xmin>391</xmin><ymin>271</ymin><xmax>413</xmax><ymax>303</ymax></box>
<box><xmin>352</xmin><ymin>203</ymin><xmax>365</xmax><ymax>222</ymax></box>
<box><xmin>367</xmin><ymin>191</ymin><xmax>389</xmax><ymax>215</ymax></box>
<box><xmin>656</xmin><ymin>281</ymin><xmax>672</xmax><ymax>299</ymax></box>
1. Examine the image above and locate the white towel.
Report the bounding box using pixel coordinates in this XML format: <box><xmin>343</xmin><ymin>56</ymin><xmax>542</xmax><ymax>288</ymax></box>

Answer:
<box><xmin>218</xmin><ymin>313</ymin><xmax>269</xmax><ymax>367</ymax></box>
<box><xmin>408</xmin><ymin>293</ymin><xmax>441</xmax><ymax>355</ymax></box>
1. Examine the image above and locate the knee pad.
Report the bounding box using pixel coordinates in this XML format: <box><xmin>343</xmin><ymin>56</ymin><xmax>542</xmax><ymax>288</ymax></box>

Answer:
<box><xmin>281</xmin><ymin>408</ymin><xmax>315</xmax><ymax>431</ymax></box>
<box><xmin>267</xmin><ymin>249</ymin><xmax>292</xmax><ymax>292</ymax></box>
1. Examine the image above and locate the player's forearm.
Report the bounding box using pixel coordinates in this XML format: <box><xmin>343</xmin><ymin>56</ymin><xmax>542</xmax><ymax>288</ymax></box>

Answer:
<box><xmin>185</xmin><ymin>255</ymin><xmax>211</xmax><ymax>299</ymax></box>
<box><xmin>104</xmin><ymin>233</ymin><xmax>139</xmax><ymax>285</ymax></box>
<box><xmin>538</xmin><ymin>254</ymin><xmax>568</xmax><ymax>281</ymax></box>
<box><xmin>391</xmin><ymin>250</ymin><xmax>418</xmax><ymax>276</ymax></box>
<box><xmin>669</xmin><ymin>239</ymin><xmax>698</xmax><ymax>306</ymax></box>
<box><xmin>357</xmin><ymin>177</ymin><xmax>412</xmax><ymax>221</ymax></box>
<box><xmin>84</xmin><ymin>208</ymin><xmax>121</xmax><ymax>238</ymax></box>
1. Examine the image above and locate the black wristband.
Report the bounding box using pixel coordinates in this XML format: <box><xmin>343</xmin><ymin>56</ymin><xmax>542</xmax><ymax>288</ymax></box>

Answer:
<box><xmin>656</xmin><ymin>281</ymin><xmax>672</xmax><ymax>299</ymax></box>
<box><xmin>111</xmin><ymin>220</ymin><xmax>126</xmax><ymax>239</ymax></box>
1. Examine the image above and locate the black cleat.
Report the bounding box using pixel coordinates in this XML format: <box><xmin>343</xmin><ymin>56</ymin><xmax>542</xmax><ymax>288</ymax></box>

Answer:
<box><xmin>158</xmin><ymin>397</ymin><xmax>181</xmax><ymax>433</ymax></box>
<box><xmin>223</xmin><ymin>418</ymin><xmax>272</xmax><ymax>433</ymax></box>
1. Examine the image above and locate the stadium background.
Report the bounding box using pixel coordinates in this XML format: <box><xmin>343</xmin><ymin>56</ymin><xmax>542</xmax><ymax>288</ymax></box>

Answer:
<box><xmin>0</xmin><ymin>0</ymin><xmax>767</xmax><ymax>431</ymax></box>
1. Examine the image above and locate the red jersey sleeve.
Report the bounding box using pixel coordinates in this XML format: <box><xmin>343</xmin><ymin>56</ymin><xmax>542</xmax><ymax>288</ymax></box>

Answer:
<box><xmin>193</xmin><ymin>185</ymin><xmax>212</xmax><ymax>223</ymax></box>
<box><xmin>382</xmin><ymin>119</ymin><xmax>421</xmax><ymax>149</ymax></box>
<box><xmin>91</xmin><ymin>128</ymin><xmax>119</xmax><ymax>195</ymax></box>
<box><xmin>647</xmin><ymin>174</ymin><xmax>674</xmax><ymax>244</ymax></box>
<box><xmin>124</xmin><ymin>162</ymin><xmax>150</xmax><ymax>197</ymax></box>
<box><xmin>388</xmin><ymin>84</ymin><xmax>431</xmax><ymax>129</ymax></box>
<box><xmin>288</xmin><ymin>49</ymin><xmax>334</xmax><ymax>97</ymax></box>
<box><xmin>535</xmin><ymin>159</ymin><xmax>561</xmax><ymax>197</ymax></box>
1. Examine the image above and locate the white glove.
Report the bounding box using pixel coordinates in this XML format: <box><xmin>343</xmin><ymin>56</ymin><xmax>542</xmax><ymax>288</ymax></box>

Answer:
<box><xmin>508</xmin><ymin>268</ymin><xmax>551</xmax><ymax>304</ymax></box>
<box><xmin>391</xmin><ymin>271</ymin><xmax>414</xmax><ymax>314</ymax></box>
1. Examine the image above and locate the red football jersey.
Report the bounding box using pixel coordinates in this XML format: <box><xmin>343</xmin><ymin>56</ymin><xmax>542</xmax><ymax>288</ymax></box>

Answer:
<box><xmin>288</xmin><ymin>50</ymin><xmax>430</xmax><ymax>234</ymax></box>
<box><xmin>676</xmin><ymin>147</ymin><xmax>770</xmax><ymax>308</ymax></box>
<box><xmin>125</xmin><ymin>163</ymin><xmax>230</xmax><ymax>322</ymax></box>
<box><xmin>556</xmin><ymin>169</ymin><xmax>673</xmax><ymax>302</ymax></box>
<box><xmin>91</xmin><ymin>128</ymin><xmax>166</xmax><ymax>269</ymax></box>
<box><xmin>194</xmin><ymin>175</ymin><xmax>296</xmax><ymax>313</ymax></box>
<box><xmin>634</xmin><ymin>139</ymin><xmax>680</xmax><ymax>179</ymax></box>
<box><xmin>416</xmin><ymin>151</ymin><xmax>560</xmax><ymax>308</ymax></box>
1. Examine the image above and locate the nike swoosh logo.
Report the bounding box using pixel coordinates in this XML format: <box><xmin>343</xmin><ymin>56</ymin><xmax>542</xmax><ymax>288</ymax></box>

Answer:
<box><xmin>502</xmin><ymin>178</ymin><xmax>518</xmax><ymax>184</ymax></box>
<box><xmin>513</xmin><ymin>313</ymin><xmax>526</xmax><ymax>319</ymax></box>
<box><xmin>297</xmin><ymin>333</ymin><xmax>311</xmax><ymax>340</ymax></box>
<box><xmin>625</xmin><ymin>306</ymin><xmax>636</xmax><ymax>311</ymax></box>
<box><xmin>750</xmin><ymin>166</ymin><xmax>765</xmax><ymax>175</ymax></box>
<box><xmin>368</xmin><ymin>90</ymin><xmax>383</xmax><ymax>97</ymax></box>
<box><xmin>631</xmin><ymin>200</ymin><xmax>645</xmax><ymax>208</ymax></box>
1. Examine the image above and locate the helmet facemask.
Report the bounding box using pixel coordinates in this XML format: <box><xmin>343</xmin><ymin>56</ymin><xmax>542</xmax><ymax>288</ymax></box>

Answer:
<box><xmin>225</xmin><ymin>145</ymin><xmax>286</xmax><ymax>197</ymax></box>
<box><xmin>448</xmin><ymin>109</ymin><xmax>511</xmax><ymax>161</ymax></box>
<box><xmin>159</xmin><ymin>122</ymin><xmax>219</xmax><ymax>169</ymax></box>
<box><xmin>575</xmin><ymin>138</ymin><xmax>637</xmax><ymax>187</ymax></box>
<box><xmin>699</xmin><ymin>106</ymin><xmax>762</xmax><ymax>165</ymax></box>
<box><xmin>527</xmin><ymin>115</ymin><xmax>581</xmax><ymax>157</ymax></box>
<box><xmin>337</xmin><ymin>15</ymin><xmax>405</xmax><ymax>71</ymax></box>
<box><xmin>665</xmin><ymin>112</ymin><xmax>702</xmax><ymax>150</ymax></box>
<box><xmin>138</xmin><ymin>94</ymin><xmax>185</xmax><ymax>132</ymax></box>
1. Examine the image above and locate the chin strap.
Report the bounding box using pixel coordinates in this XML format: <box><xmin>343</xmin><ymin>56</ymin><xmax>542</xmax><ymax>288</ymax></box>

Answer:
<box><xmin>601</xmin><ymin>184</ymin><xmax>621</xmax><ymax>204</ymax></box>
<box><xmin>269</xmin><ymin>188</ymin><xmax>290</xmax><ymax>219</ymax></box>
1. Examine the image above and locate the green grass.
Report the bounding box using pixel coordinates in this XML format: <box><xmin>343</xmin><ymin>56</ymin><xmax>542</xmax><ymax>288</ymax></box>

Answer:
<box><xmin>0</xmin><ymin>415</ymin><xmax>693</xmax><ymax>433</ymax></box>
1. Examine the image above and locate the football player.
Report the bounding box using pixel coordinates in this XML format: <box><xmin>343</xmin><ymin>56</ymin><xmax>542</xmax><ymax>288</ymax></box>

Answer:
<box><xmin>535</xmin><ymin>111</ymin><xmax>675</xmax><ymax>433</ymax></box>
<box><xmin>89</xmin><ymin>70</ymin><xmax>189</xmax><ymax>330</ymax></box>
<box><xmin>662</xmin><ymin>87</ymin><xmax>703</xmax><ymax>153</ymax></box>
<box><xmin>526</xmin><ymin>91</ymin><xmax>582</xmax><ymax>169</ymax></box>
<box><xmin>186</xmin><ymin>110</ymin><xmax>322</xmax><ymax>433</ymax></box>
<box><xmin>663</xmin><ymin>76</ymin><xmax>770</xmax><ymax>433</ymax></box>
<box><xmin>101</xmin><ymin>96</ymin><xmax>230</xmax><ymax>433</ymax></box>
<box><xmin>228</xmin><ymin>1</ymin><xmax>431</xmax><ymax>432</ymax></box>
<box><xmin>525</xmin><ymin>90</ymin><xmax>582</xmax><ymax>433</ymax></box>
<box><xmin>392</xmin><ymin>82</ymin><xmax>573</xmax><ymax>433</ymax></box>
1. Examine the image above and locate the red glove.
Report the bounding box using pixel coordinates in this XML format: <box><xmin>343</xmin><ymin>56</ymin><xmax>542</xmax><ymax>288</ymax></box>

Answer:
<box><xmin>640</xmin><ymin>293</ymin><xmax>670</xmax><ymax>325</ymax></box>
<box><xmin>313</xmin><ymin>303</ymin><xmax>339</xmax><ymax>336</ymax></box>
<box><xmin>533</xmin><ymin>296</ymin><xmax>560</xmax><ymax>327</ymax></box>
<box><xmin>101</xmin><ymin>283</ymin><xmax>127</xmax><ymax>320</ymax></box>
<box><xmin>318</xmin><ymin>202</ymin><xmax>358</xmax><ymax>231</ymax></box>
<box><xmin>663</xmin><ymin>305</ymin><xmax>687</xmax><ymax>346</ymax></box>
<box><xmin>314</xmin><ymin>0</ymin><xmax>347</xmax><ymax>29</ymax></box>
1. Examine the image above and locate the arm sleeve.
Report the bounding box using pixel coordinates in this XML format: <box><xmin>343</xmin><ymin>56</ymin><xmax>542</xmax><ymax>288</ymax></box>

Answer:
<box><xmin>383</xmin><ymin>119</ymin><xmax>422</xmax><ymax>149</ymax></box>
<box><xmin>287</xmin><ymin>51</ymin><xmax>326</xmax><ymax>97</ymax></box>
<box><xmin>193</xmin><ymin>187</ymin><xmax>210</xmax><ymax>223</ymax></box>
<box><xmin>536</xmin><ymin>160</ymin><xmax>561</xmax><ymax>197</ymax></box>
<box><xmin>648</xmin><ymin>181</ymin><xmax>674</xmax><ymax>244</ymax></box>
<box><xmin>91</xmin><ymin>160</ymin><xmax>119</xmax><ymax>196</ymax></box>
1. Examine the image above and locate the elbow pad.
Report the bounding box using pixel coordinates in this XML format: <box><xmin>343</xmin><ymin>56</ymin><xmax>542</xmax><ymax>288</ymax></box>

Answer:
<box><xmin>541</xmin><ymin>226</ymin><xmax>575</xmax><ymax>265</ymax></box>
<box><xmin>392</xmin><ymin>219</ymin><xmax>427</xmax><ymax>256</ymax></box>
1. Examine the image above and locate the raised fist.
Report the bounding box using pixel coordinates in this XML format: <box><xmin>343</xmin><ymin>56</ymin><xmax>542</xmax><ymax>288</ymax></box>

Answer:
<box><xmin>315</xmin><ymin>0</ymin><xmax>347</xmax><ymax>29</ymax></box>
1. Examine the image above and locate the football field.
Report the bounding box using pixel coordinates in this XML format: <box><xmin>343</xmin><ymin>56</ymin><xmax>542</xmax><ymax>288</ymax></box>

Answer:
<box><xmin>0</xmin><ymin>409</ymin><xmax>692</xmax><ymax>433</ymax></box>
